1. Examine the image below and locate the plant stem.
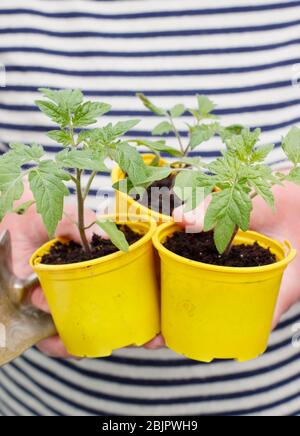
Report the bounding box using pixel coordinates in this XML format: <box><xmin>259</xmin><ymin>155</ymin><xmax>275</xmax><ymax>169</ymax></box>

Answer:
<box><xmin>68</xmin><ymin>115</ymin><xmax>90</xmax><ymax>252</ymax></box>
<box><xmin>250</xmin><ymin>191</ymin><xmax>258</xmax><ymax>200</ymax></box>
<box><xmin>76</xmin><ymin>169</ymin><xmax>91</xmax><ymax>254</ymax></box>
<box><xmin>84</xmin><ymin>221</ymin><xmax>97</xmax><ymax>231</ymax></box>
<box><xmin>182</xmin><ymin>117</ymin><xmax>201</xmax><ymax>156</ymax></box>
<box><xmin>168</xmin><ymin>114</ymin><xmax>185</xmax><ymax>156</ymax></box>
<box><xmin>224</xmin><ymin>225</ymin><xmax>239</xmax><ymax>256</ymax></box>
<box><xmin>83</xmin><ymin>171</ymin><xmax>97</xmax><ymax>201</ymax></box>
<box><xmin>68</xmin><ymin>114</ymin><xmax>77</xmax><ymax>148</ymax></box>
<box><xmin>183</xmin><ymin>143</ymin><xmax>191</xmax><ymax>157</ymax></box>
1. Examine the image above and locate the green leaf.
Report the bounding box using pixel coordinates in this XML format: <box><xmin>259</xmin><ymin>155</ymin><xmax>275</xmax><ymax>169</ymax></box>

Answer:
<box><xmin>112</xmin><ymin>143</ymin><xmax>148</xmax><ymax>186</ymax></box>
<box><xmin>135</xmin><ymin>140</ymin><xmax>182</xmax><ymax>157</ymax></box>
<box><xmin>152</xmin><ymin>121</ymin><xmax>173</xmax><ymax>136</ymax></box>
<box><xmin>174</xmin><ymin>171</ymin><xmax>214</xmax><ymax>212</ymax></box>
<box><xmin>208</xmin><ymin>153</ymin><xmax>242</xmax><ymax>182</ymax></box>
<box><xmin>242</xmin><ymin>128</ymin><xmax>261</xmax><ymax>153</ymax></box>
<box><xmin>29</xmin><ymin>164</ymin><xmax>69</xmax><ymax>237</ymax></box>
<box><xmin>223</xmin><ymin>128</ymin><xmax>262</xmax><ymax>162</ymax></box>
<box><xmin>0</xmin><ymin>160</ymin><xmax>22</xmax><ymax>189</ymax></box>
<box><xmin>35</xmin><ymin>100</ymin><xmax>70</xmax><ymax>127</ymax></box>
<box><xmin>136</xmin><ymin>93</ymin><xmax>166</xmax><ymax>116</ymax></box>
<box><xmin>188</xmin><ymin>109</ymin><xmax>201</xmax><ymax>119</ymax></box>
<box><xmin>197</xmin><ymin>95</ymin><xmax>216</xmax><ymax>116</ymax></box>
<box><xmin>56</xmin><ymin>149</ymin><xmax>108</xmax><ymax>172</ymax></box>
<box><xmin>37</xmin><ymin>88</ymin><xmax>111</xmax><ymax>129</ymax></box>
<box><xmin>0</xmin><ymin>161</ymin><xmax>24</xmax><ymax>219</ymax></box>
<box><xmin>249</xmin><ymin>177</ymin><xmax>275</xmax><ymax>208</ymax></box>
<box><xmin>112</xmin><ymin>119</ymin><xmax>140</xmax><ymax>137</ymax></box>
<box><xmin>244</xmin><ymin>165</ymin><xmax>278</xmax><ymax>208</ymax></box>
<box><xmin>73</xmin><ymin>102</ymin><xmax>111</xmax><ymax>127</ymax></box>
<box><xmin>86</xmin><ymin>119</ymin><xmax>140</xmax><ymax>148</ymax></box>
<box><xmin>38</xmin><ymin>88</ymin><xmax>83</xmax><ymax>112</ymax></box>
<box><xmin>149</xmin><ymin>153</ymin><xmax>160</xmax><ymax>167</ymax></box>
<box><xmin>213</xmin><ymin>216</ymin><xmax>236</xmax><ymax>255</ymax></box>
<box><xmin>37</xmin><ymin>160</ymin><xmax>71</xmax><ymax>181</ymax></box>
<box><xmin>47</xmin><ymin>130</ymin><xmax>74</xmax><ymax>147</ymax></box>
<box><xmin>96</xmin><ymin>220</ymin><xmax>129</xmax><ymax>252</ymax></box>
<box><xmin>251</xmin><ymin>144</ymin><xmax>274</xmax><ymax>163</ymax></box>
<box><xmin>9</xmin><ymin>143</ymin><xmax>45</xmax><ymax>162</ymax></box>
<box><xmin>232</xmin><ymin>186</ymin><xmax>255</xmax><ymax>230</ymax></box>
<box><xmin>220</xmin><ymin>124</ymin><xmax>244</xmax><ymax>142</ymax></box>
<box><xmin>77</xmin><ymin>130</ymin><xmax>91</xmax><ymax>145</ymax></box>
<box><xmin>204</xmin><ymin>186</ymin><xmax>252</xmax><ymax>253</ymax></box>
<box><xmin>286</xmin><ymin>167</ymin><xmax>300</xmax><ymax>185</ymax></box>
<box><xmin>282</xmin><ymin>127</ymin><xmax>300</xmax><ymax>164</ymax></box>
<box><xmin>170</xmin><ymin>104</ymin><xmax>186</xmax><ymax>118</ymax></box>
<box><xmin>112</xmin><ymin>178</ymin><xmax>134</xmax><ymax>195</ymax></box>
<box><xmin>83</xmin><ymin>126</ymin><xmax>114</xmax><ymax>148</ymax></box>
<box><xmin>138</xmin><ymin>165</ymin><xmax>172</xmax><ymax>185</ymax></box>
<box><xmin>189</xmin><ymin>123</ymin><xmax>219</xmax><ymax>149</ymax></box>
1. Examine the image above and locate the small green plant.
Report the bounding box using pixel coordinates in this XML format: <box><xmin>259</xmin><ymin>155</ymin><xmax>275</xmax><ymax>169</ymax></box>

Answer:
<box><xmin>135</xmin><ymin>93</ymin><xmax>220</xmax><ymax>166</ymax></box>
<box><xmin>0</xmin><ymin>89</ymin><xmax>171</xmax><ymax>254</ymax></box>
<box><xmin>174</xmin><ymin>126</ymin><xmax>300</xmax><ymax>254</ymax></box>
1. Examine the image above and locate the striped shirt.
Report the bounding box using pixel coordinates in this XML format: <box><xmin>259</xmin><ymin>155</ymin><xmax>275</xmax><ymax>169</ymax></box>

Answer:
<box><xmin>0</xmin><ymin>0</ymin><xmax>300</xmax><ymax>416</ymax></box>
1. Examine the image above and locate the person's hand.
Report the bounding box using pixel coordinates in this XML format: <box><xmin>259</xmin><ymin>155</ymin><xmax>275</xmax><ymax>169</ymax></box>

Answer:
<box><xmin>0</xmin><ymin>183</ymin><xmax>164</xmax><ymax>356</ymax></box>
<box><xmin>250</xmin><ymin>181</ymin><xmax>300</xmax><ymax>326</ymax></box>
<box><xmin>173</xmin><ymin>180</ymin><xmax>300</xmax><ymax>328</ymax></box>
<box><xmin>0</xmin><ymin>184</ymin><xmax>98</xmax><ymax>358</ymax></box>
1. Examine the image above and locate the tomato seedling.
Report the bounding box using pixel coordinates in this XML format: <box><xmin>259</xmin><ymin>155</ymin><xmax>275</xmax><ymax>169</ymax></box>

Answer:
<box><xmin>0</xmin><ymin>89</ymin><xmax>171</xmax><ymax>253</ymax></box>
<box><xmin>174</xmin><ymin>127</ymin><xmax>300</xmax><ymax>254</ymax></box>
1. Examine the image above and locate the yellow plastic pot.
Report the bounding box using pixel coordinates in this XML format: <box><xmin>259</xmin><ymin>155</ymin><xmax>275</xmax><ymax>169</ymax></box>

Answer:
<box><xmin>30</xmin><ymin>215</ymin><xmax>160</xmax><ymax>358</ymax></box>
<box><xmin>111</xmin><ymin>154</ymin><xmax>173</xmax><ymax>224</ymax></box>
<box><xmin>153</xmin><ymin>222</ymin><xmax>297</xmax><ymax>362</ymax></box>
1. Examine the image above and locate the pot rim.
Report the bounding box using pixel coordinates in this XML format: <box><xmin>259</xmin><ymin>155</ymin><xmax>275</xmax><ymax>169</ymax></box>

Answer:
<box><xmin>111</xmin><ymin>153</ymin><xmax>173</xmax><ymax>223</ymax></box>
<box><xmin>30</xmin><ymin>214</ymin><xmax>157</xmax><ymax>272</ymax></box>
<box><xmin>153</xmin><ymin>222</ymin><xmax>297</xmax><ymax>274</ymax></box>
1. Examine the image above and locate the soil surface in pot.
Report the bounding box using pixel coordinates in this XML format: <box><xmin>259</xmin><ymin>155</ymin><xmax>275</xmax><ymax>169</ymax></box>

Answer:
<box><xmin>40</xmin><ymin>226</ymin><xmax>142</xmax><ymax>265</ymax></box>
<box><xmin>134</xmin><ymin>174</ymin><xmax>182</xmax><ymax>216</ymax></box>
<box><xmin>164</xmin><ymin>231</ymin><xmax>277</xmax><ymax>267</ymax></box>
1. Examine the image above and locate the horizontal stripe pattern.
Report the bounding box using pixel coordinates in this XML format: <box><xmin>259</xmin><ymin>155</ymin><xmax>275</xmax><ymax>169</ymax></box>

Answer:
<box><xmin>0</xmin><ymin>0</ymin><xmax>300</xmax><ymax>416</ymax></box>
<box><xmin>1</xmin><ymin>305</ymin><xmax>300</xmax><ymax>416</ymax></box>
<box><xmin>4</xmin><ymin>59</ymin><xmax>300</xmax><ymax>75</ymax></box>
<box><xmin>2</xmin><ymin>22</ymin><xmax>300</xmax><ymax>38</ymax></box>
<box><xmin>1</xmin><ymin>38</ymin><xmax>300</xmax><ymax>57</ymax></box>
<box><xmin>1</xmin><ymin>2</ymin><xmax>300</xmax><ymax>19</ymax></box>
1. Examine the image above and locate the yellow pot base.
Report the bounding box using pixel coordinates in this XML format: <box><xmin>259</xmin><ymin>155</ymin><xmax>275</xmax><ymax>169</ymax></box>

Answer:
<box><xmin>65</xmin><ymin>329</ymin><xmax>160</xmax><ymax>358</ymax></box>
<box><xmin>153</xmin><ymin>222</ymin><xmax>297</xmax><ymax>363</ymax></box>
<box><xmin>165</xmin><ymin>338</ymin><xmax>267</xmax><ymax>363</ymax></box>
<box><xmin>31</xmin><ymin>215</ymin><xmax>160</xmax><ymax>359</ymax></box>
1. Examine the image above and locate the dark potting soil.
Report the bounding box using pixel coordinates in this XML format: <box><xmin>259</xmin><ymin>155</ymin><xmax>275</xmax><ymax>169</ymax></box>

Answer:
<box><xmin>134</xmin><ymin>174</ymin><xmax>183</xmax><ymax>216</ymax></box>
<box><xmin>40</xmin><ymin>226</ymin><xmax>141</xmax><ymax>265</ymax></box>
<box><xmin>164</xmin><ymin>231</ymin><xmax>277</xmax><ymax>267</ymax></box>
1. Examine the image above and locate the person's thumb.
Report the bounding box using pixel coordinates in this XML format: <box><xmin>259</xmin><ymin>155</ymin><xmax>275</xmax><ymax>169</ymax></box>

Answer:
<box><xmin>55</xmin><ymin>204</ymin><xmax>103</xmax><ymax>243</ymax></box>
<box><xmin>173</xmin><ymin>195</ymin><xmax>212</xmax><ymax>233</ymax></box>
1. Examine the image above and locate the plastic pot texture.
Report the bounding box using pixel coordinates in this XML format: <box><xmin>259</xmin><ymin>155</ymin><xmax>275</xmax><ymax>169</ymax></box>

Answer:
<box><xmin>30</xmin><ymin>215</ymin><xmax>160</xmax><ymax>358</ymax></box>
<box><xmin>153</xmin><ymin>222</ymin><xmax>297</xmax><ymax>362</ymax></box>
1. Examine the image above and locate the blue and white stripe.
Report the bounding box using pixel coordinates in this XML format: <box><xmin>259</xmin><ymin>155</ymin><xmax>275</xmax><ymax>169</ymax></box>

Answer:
<box><xmin>0</xmin><ymin>0</ymin><xmax>300</xmax><ymax>416</ymax></box>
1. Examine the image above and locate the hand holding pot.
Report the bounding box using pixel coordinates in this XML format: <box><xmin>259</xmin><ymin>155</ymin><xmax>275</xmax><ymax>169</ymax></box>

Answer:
<box><xmin>0</xmin><ymin>195</ymin><xmax>97</xmax><ymax>358</ymax></box>
<box><xmin>31</xmin><ymin>205</ymin><xmax>99</xmax><ymax>358</ymax></box>
<box><xmin>250</xmin><ymin>180</ymin><xmax>300</xmax><ymax>327</ymax></box>
<box><xmin>0</xmin><ymin>186</ymin><xmax>163</xmax><ymax>359</ymax></box>
<box><xmin>174</xmin><ymin>179</ymin><xmax>300</xmax><ymax>328</ymax></box>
